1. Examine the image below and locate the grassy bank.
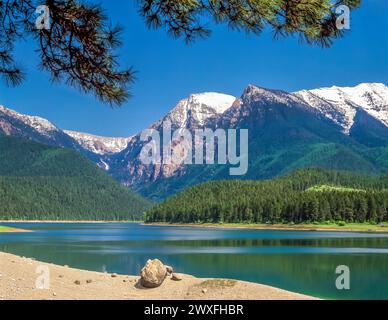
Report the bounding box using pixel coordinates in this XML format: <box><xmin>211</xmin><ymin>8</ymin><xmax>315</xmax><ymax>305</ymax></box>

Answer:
<box><xmin>146</xmin><ymin>222</ymin><xmax>388</xmax><ymax>233</ymax></box>
<box><xmin>0</xmin><ymin>225</ymin><xmax>30</xmax><ymax>233</ymax></box>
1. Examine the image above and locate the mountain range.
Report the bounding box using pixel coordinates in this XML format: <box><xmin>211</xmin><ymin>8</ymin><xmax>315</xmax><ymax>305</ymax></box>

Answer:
<box><xmin>1</xmin><ymin>82</ymin><xmax>387</xmax><ymax>201</ymax></box>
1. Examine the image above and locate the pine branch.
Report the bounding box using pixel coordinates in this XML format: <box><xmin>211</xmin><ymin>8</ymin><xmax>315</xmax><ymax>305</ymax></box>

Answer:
<box><xmin>0</xmin><ymin>0</ymin><xmax>361</xmax><ymax>105</ymax></box>
<box><xmin>137</xmin><ymin>0</ymin><xmax>361</xmax><ymax>47</ymax></box>
<box><xmin>0</xmin><ymin>0</ymin><xmax>134</xmax><ymax>106</ymax></box>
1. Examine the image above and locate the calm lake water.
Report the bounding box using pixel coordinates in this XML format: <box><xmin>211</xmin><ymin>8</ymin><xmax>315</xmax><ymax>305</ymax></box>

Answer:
<box><xmin>1</xmin><ymin>223</ymin><xmax>388</xmax><ymax>299</ymax></box>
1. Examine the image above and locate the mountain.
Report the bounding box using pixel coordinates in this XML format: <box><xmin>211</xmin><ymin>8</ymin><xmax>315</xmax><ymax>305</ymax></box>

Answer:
<box><xmin>0</xmin><ymin>136</ymin><xmax>151</xmax><ymax>220</ymax></box>
<box><xmin>106</xmin><ymin>83</ymin><xmax>388</xmax><ymax>200</ymax></box>
<box><xmin>1</xmin><ymin>83</ymin><xmax>387</xmax><ymax>202</ymax></box>
<box><xmin>106</xmin><ymin>92</ymin><xmax>237</xmax><ymax>187</ymax></box>
<box><xmin>0</xmin><ymin>104</ymin><xmax>134</xmax><ymax>155</ymax></box>
<box><xmin>0</xmin><ymin>104</ymin><xmax>131</xmax><ymax>168</ymax></box>
<box><xmin>145</xmin><ymin>168</ymin><xmax>388</xmax><ymax>224</ymax></box>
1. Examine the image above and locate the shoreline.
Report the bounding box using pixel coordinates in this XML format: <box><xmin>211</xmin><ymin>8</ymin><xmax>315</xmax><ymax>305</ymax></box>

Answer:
<box><xmin>0</xmin><ymin>252</ymin><xmax>318</xmax><ymax>300</ymax></box>
<box><xmin>145</xmin><ymin>222</ymin><xmax>388</xmax><ymax>233</ymax></box>
<box><xmin>2</xmin><ymin>220</ymin><xmax>388</xmax><ymax>233</ymax></box>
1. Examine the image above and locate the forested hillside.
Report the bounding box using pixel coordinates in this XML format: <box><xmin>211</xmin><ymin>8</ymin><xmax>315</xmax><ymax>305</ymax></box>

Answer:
<box><xmin>0</xmin><ymin>137</ymin><xmax>151</xmax><ymax>220</ymax></box>
<box><xmin>146</xmin><ymin>169</ymin><xmax>388</xmax><ymax>224</ymax></box>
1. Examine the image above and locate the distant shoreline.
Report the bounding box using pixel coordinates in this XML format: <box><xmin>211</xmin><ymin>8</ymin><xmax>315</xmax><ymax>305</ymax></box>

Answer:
<box><xmin>145</xmin><ymin>222</ymin><xmax>388</xmax><ymax>233</ymax></box>
<box><xmin>2</xmin><ymin>220</ymin><xmax>388</xmax><ymax>234</ymax></box>
<box><xmin>0</xmin><ymin>221</ymin><xmax>138</xmax><ymax>232</ymax></box>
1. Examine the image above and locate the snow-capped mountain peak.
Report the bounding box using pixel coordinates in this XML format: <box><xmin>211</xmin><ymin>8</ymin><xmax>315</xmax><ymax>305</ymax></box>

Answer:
<box><xmin>64</xmin><ymin>130</ymin><xmax>132</xmax><ymax>155</ymax></box>
<box><xmin>295</xmin><ymin>83</ymin><xmax>388</xmax><ymax>133</ymax></box>
<box><xmin>158</xmin><ymin>92</ymin><xmax>236</xmax><ymax>128</ymax></box>
<box><xmin>188</xmin><ymin>92</ymin><xmax>237</xmax><ymax>114</ymax></box>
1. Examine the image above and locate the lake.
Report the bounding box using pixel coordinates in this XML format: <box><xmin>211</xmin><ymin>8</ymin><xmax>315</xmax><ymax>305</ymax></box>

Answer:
<box><xmin>1</xmin><ymin>222</ymin><xmax>388</xmax><ymax>299</ymax></box>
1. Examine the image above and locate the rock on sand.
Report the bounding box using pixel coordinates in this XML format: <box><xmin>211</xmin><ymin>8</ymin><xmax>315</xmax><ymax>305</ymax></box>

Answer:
<box><xmin>140</xmin><ymin>259</ymin><xmax>167</xmax><ymax>288</ymax></box>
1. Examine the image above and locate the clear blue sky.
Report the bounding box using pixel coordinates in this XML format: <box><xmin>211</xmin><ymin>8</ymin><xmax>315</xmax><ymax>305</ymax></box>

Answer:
<box><xmin>0</xmin><ymin>0</ymin><xmax>387</xmax><ymax>137</ymax></box>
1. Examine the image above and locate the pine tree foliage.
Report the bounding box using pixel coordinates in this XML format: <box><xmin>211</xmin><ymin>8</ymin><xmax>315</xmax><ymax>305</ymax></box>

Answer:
<box><xmin>1</xmin><ymin>0</ymin><xmax>360</xmax><ymax>104</ymax></box>
<box><xmin>138</xmin><ymin>0</ymin><xmax>360</xmax><ymax>46</ymax></box>
<box><xmin>0</xmin><ymin>0</ymin><xmax>133</xmax><ymax>105</ymax></box>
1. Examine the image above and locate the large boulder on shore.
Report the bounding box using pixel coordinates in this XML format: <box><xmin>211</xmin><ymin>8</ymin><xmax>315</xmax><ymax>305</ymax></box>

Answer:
<box><xmin>140</xmin><ymin>259</ymin><xmax>167</xmax><ymax>288</ymax></box>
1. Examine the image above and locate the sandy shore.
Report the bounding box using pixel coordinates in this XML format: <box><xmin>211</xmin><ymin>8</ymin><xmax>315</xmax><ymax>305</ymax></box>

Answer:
<box><xmin>0</xmin><ymin>252</ymin><xmax>317</xmax><ymax>300</ymax></box>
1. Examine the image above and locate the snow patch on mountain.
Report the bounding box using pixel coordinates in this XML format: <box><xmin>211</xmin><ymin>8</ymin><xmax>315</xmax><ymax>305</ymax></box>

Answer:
<box><xmin>64</xmin><ymin>130</ymin><xmax>132</xmax><ymax>155</ymax></box>
<box><xmin>294</xmin><ymin>90</ymin><xmax>356</xmax><ymax>133</ymax></box>
<box><xmin>0</xmin><ymin>105</ymin><xmax>59</xmax><ymax>136</ymax></box>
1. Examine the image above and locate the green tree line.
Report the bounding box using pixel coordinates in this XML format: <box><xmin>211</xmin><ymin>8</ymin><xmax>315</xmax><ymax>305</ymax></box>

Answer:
<box><xmin>146</xmin><ymin>168</ymin><xmax>388</xmax><ymax>224</ymax></box>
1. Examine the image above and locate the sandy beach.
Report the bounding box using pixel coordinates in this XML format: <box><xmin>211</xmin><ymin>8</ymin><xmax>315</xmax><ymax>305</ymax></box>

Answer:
<box><xmin>0</xmin><ymin>252</ymin><xmax>317</xmax><ymax>300</ymax></box>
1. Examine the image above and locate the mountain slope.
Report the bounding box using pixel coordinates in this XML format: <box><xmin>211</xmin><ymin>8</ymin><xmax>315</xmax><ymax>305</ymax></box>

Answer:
<box><xmin>0</xmin><ymin>136</ymin><xmax>151</xmax><ymax>220</ymax></box>
<box><xmin>0</xmin><ymin>105</ymin><xmax>83</xmax><ymax>152</ymax></box>
<box><xmin>0</xmin><ymin>105</ymin><xmax>133</xmax><ymax>168</ymax></box>
<box><xmin>106</xmin><ymin>92</ymin><xmax>237</xmax><ymax>187</ymax></box>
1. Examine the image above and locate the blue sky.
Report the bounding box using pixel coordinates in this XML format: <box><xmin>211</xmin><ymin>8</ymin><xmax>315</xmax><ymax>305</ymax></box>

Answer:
<box><xmin>0</xmin><ymin>0</ymin><xmax>387</xmax><ymax>137</ymax></box>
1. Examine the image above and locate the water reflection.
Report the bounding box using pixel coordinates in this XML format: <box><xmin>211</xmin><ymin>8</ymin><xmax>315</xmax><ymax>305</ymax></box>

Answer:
<box><xmin>1</xmin><ymin>223</ymin><xmax>388</xmax><ymax>299</ymax></box>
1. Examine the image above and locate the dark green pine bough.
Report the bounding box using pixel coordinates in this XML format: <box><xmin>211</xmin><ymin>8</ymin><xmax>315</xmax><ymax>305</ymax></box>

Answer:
<box><xmin>146</xmin><ymin>169</ymin><xmax>388</xmax><ymax>224</ymax></box>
